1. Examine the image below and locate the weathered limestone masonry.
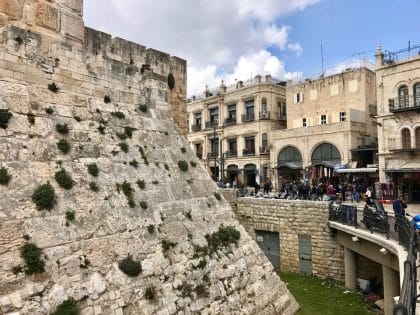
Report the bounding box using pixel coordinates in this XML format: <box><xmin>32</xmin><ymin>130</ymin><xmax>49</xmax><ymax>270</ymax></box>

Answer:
<box><xmin>0</xmin><ymin>1</ymin><xmax>298</xmax><ymax>314</ymax></box>
<box><xmin>222</xmin><ymin>190</ymin><xmax>344</xmax><ymax>280</ymax></box>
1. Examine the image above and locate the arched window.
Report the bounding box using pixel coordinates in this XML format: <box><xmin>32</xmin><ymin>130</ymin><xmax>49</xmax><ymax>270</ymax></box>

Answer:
<box><xmin>277</xmin><ymin>146</ymin><xmax>303</xmax><ymax>170</ymax></box>
<box><xmin>398</xmin><ymin>85</ymin><xmax>409</xmax><ymax>108</ymax></box>
<box><xmin>402</xmin><ymin>128</ymin><xmax>411</xmax><ymax>149</ymax></box>
<box><xmin>416</xmin><ymin>127</ymin><xmax>420</xmax><ymax>148</ymax></box>
<box><xmin>261</xmin><ymin>97</ymin><xmax>267</xmax><ymax>113</ymax></box>
<box><xmin>414</xmin><ymin>83</ymin><xmax>420</xmax><ymax>107</ymax></box>
<box><xmin>311</xmin><ymin>143</ymin><xmax>341</xmax><ymax>165</ymax></box>
<box><xmin>262</xmin><ymin>133</ymin><xmax>268</xmax><ymax>150</ymax></box>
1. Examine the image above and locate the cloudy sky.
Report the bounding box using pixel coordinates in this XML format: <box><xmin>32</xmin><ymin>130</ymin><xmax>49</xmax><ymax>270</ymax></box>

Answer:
<box><xmin>84</xmin><ymin>0</ymin><xmax>420</xmax><ymax>96</ymax></box>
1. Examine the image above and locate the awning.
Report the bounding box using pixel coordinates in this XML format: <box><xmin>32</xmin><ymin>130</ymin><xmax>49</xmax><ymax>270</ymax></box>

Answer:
<box><xmin>277</xmin><ymin>161</ymin><xmax>303</xmax><ymax>170</ymax></box>
<box><xmin>311</xmin><ymin>161</ymin><xmax>339</xmax><ymax>168</ymax></box>
<box><xmin>335</xmin><ymin>168</ymin><xmax>378</xmax><ymax>173</ymax></box>
<box><xmin>385</xmin><ymin>169</ymin><xmax>420</xmax><ymax>173</ymax></box>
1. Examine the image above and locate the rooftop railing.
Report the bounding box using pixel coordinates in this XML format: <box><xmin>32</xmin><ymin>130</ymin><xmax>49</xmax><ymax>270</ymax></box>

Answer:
<box><xmin>389</xmin><ymin>96</ymin><xmax>420</xmax><ymax>112</ymax></box>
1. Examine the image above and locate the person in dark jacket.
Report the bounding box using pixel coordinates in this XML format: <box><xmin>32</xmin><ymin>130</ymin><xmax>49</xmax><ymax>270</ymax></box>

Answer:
<box><xmin>393</xmin><ymin>195</ymin><xmax>407</xmax><ymax>216</ymax></box>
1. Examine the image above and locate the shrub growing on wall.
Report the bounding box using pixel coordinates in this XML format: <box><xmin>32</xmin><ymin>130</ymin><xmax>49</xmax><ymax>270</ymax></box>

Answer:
<box><xmin>55</xmin><ymin>169</ymin><xmax>74</xmax><ymax>190</ymax></box>
<box><xmin>178</xmin><ymin>160</ymin><xmax>188</xmax><ymax>172</ymax></box>
<box><xmin>48</xmin><ymin>82</ymin><xmax>59</xmax><ymax>93</ymax></box>
<box><xmin>56</xmin><ymin>123</ymin><xmax>69</xmax><ymax>135</ymax></box>
<box><xmin>32</xmin><ymin>182</ymin><xmax>56</xmax><ymax>210</ymax></box>
<box><xmin>20</xmin><ymin>243</ymin><xmax>45</xmax><ymax>275</ymax></box>
<box><xmin>52</xmin><ymin>298</ymin><xmax>79</xmax><ymax>315</ymax></box>
<box><xmin>57</xmin><ymin>139</ymin><xmax>71</xmax><ymax>154</ymax></box>
<box><xmin>118</xmin><ymin>255</ymin><xmax>142</xmax><ymax>277</ymax></box>
<box><xmin>0</xmin><ymin>109</ymin><xmax>13</xmax><ymax>129</ymax></box>
<box><xmin>87</xmin><ymin>163</ymin><xmax>99</xmax><ymax>177</ymax></box>
<box><xmin>0</xmin><ymin>167</ymin><xmax>11</xmax><ymax>185</ymax></box>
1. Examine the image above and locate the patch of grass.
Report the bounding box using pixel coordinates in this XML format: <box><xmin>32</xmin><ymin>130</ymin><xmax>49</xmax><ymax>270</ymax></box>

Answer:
<box><xmin>51</xmin><ymin>298</ymin><xmax>79</xmax><ymax>315</ymax></box>
<box><xmin>127</xmin><ymin>198</ymin><xmax>136</xmax><ymax>208</ymax></box>
<box><xmin>0</xmin><ymin>167</ymin><xmax>11</xmax><ymax>185</ymax></box>
<box><xmin>48</xmin><ymin>82</ymin><xmax>59</xmax><ymax>93</ymax></box>
<box><xmin>178</xmin><ymin>160</ymin><xmax>188</xmax><ymax>172</ymax></box>
<box><xmin>0</xmin><ymin>109</ymin><xmax>13</xmax><ymax>129</ymax></box>
<box><xmin>190</xmin><ymin>161</ymin><xmax>197</xmax><ymax>167</ymax></box>
<box><xmin>20</xmin><ymin>243</ymin><xmax>45</xmax><ymax>275</ymax></box>
<box><xmin>65</xmin><ymin>210</ymin><xmax>75</xmax><ymax>222</ymax></box>
<box><xmin>57</xmin><ymin>139</ymin><xmax>71</xmax><ymax>154</ymax></box>
<box><xmin>32</xmin><ymin>182</ymin><xmax>56</xmax><ymax>210</ymax></box>
<box><xmin>180</xmin><ymin>147</ymin><xmax>186</xmax><ymax>153</ymax></box>
<box><xmin>27</xmin><ymin>113</ymin><xmax>35</xmax><ymax>125</ymax></box>
<box><xmin>111</xmin><ymin>111</ymin><xmax>125</xmax><ymax>119</ymax></box>
<box><xmin>145</xmin><ymin>286</ymin><xmax>156</xmax><ymax>300</ymax></box>
<box><xmin>214</xmin><ymin>192</ymin><xmax>221</xmax><ymax>201</ymax></box>
<box><xmin>139</xmin><ymin>104</ymin><xmax>148</xmax><ymax>113</ymax></box>
<box><xmin>87</xmin><ymin>163</ymin><xmax>99</xmax><ymax>177</ymax></box>
<box><xmin>161</xmin><ymin>239</ymin><xmax>177</xmax><ymax>253</ymax></box>
<box><xmin>139</xmin><ymin>201</ymin><xmax>148</xmax><ymax>210</ymax></box>
<box><xmin>55</xmin><ymin>169</ymin><xmax>74</xmax><ymax>190</ymax></box>
<box><xmin>278</xmin><ymin>272</ymin><xmax>375</xmax><ymax>315</ymax></box>
<box><xmin>147</xmin><ymin>224</ymin><xmax>155</xmax><ymax>234</ymax></box>
<box><xmin>56</xmin><ymin>123</ymin><xmax>69</xmax><ymax>135</ymax></box>
<box><xmin>124</xmin><ymin>126</ymin><xmax>133</xmax><ymax>138</ymax></box>
<box><xmin>129</xmin><ymin>160</ymin><xmax>138</xmax><ymax>168</ymax></box>
<box><xmin>46</xmin><ymin>107</ymin><xmax>54</xmax><ymax>115</ymax></box>
<box><xmin>119</xmin><ymin>142</ymin><xmax>129</xmax><ymax>153</ymax></box>
<box><xmin>137</xmin><ymin>179</ymin><xmax>146</xmax><ymax>190</ymax></box>
<box><xmin>97</xmin><ymin>125</ymin><xmax>106</xmax><ymax>134</ymax></box>
<box><xmin>89</xmin><ymin>182</ymin><xmax>99</xmax><ymax>192</ymax></box>
<box><xmin>194</xmin><ymin>283</ymin><xmax>209</xmax><ymax>298</ymax></box>
<box><xmin>104</xmin><ymin>95</ymin><xmax>111</xmax><ymax>103</ymax></box>
<box><xmin>205</xmin><ymin>226</ymin><xmax>240</xmax><ymax>254</ymax></box>
<box><xmin>119</xmin><ymin>181</ymin><xmax>133</xmax><ymax>197</ymax></box>
<box><xmin>118</xmin><ymin>255</ymin><xmax>142</xmax><ymax>277</ymax></box>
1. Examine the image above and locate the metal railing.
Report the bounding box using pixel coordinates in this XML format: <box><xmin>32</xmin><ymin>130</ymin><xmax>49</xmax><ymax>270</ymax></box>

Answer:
<box><xmin>389</xmin><ymin>96</ymin><xmax>420</xmax><ymax>112</ymax></box>
<box><xmin>259</xmin><ymin>111</ymin><xmax>270</xmax><ymax>120</ymax></box>
<box><xmin>225</xmin><ymin>150</ymin><xmax>237</xmax><ymax>158</ymax></box>
<box><xmin>242</xmin><ymin>148</ymin><xmax>255</xmax><ymax>156</ymax></box>
<box><xmin>191</xmin><ymin>124</ymin><xmax>201</xmax><ymax>131</ymax></box>
<box><xmin>207</xmin><ymin>152</ymin><xmax>218</xmax><ymax>159</ymax></box>
<box><xmin>205</xmin><ymin>121</ymin><xmax>219</xmax><ymax>129</ymax></box>
<box><xmin>328</xmin><ymin>200</ymin><xmax>418</xmax><ymax>315</ymax></box>
<box><xmin>224</xmin><ymin>117</ymin><xmax>237</xmax><ymax>126</ymax></box>
<box><xmin>259</xmin><ymin>147</ymin><xmax>270</xmax><ymax>155</ymax></box>
<box><xmin>241</xmin><ymin>113</ymin><xmax>255</xmax><ymax>122</ymax></box>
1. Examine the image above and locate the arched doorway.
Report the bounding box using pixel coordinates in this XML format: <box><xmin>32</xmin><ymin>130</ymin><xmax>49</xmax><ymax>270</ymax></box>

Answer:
<box><xmin>243</xmin><ymin>164</ymin><xmax>257</xmax><ymax>187</ymax></box>
<box><xmin>311</xmin><ymin>143</ymin><xmax>341</xmax><ymax>184</ymax></box>
<box><xmin>226</xmin><ymin>165</ymin><xmax>239</xmax><ymax>185</ymax></box>
<box><xmin>277</xmin><ymin>146</ymin><xmax>303</xmax><ymax>184</ymax></box>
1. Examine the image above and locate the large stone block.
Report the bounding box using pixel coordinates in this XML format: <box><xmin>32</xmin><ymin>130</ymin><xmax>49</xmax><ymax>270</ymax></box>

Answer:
<box><xmin>36</xmin><ymin>2</ymin><xmax>59</xmax><ymax>31</ymax></box>
<box><xmin>0</xmin><ymin>0</ymin><xmax>23</xmax><ymax>20</ymax></box>
<box><xmin>62</xmin><ymin>13</ymin><xmax>84</xmax><ymax>41</ymax></box>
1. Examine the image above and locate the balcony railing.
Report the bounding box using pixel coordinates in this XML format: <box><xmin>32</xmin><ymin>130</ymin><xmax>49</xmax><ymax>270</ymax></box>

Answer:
<box><xmin>242</xmin><ymin>148</ymin><xmax>255</xmax><ymax>156</ymax></box>
<box><xmin>205</xmin><ymin>120</ymin><xmax>219</xmax><ymax>129</ymax></box>
<box><xmin>224</xmin><ymin>117</ymin><xmax>237</xmax><ymax>126</ymax></box>
<box><xmin>278</xmin><ymin>113</ymin><xmax>287</xmax><ymax>121</ymax></box>
<box><xmin>225</xmin><ymin>150</ymin><xmax>238</xmax><ymax>158</ymax></box>
<box><xmin>388</xmin><ymin>138</ymin><xmax>420</xmax><ymax>152</ymax></box>
<box><xmin>207</xmin><ymin>152</ymin><xmax>218</xmax><ymax>159</ymax></box>
<box><xmin>259</xmin><ymin>147</ymin><xmax>270</xmax><ymax>155</ymax></box>
<box><xmin>389</xmin><ymin>96</ymin><xmax>420</xmax><ymax>113</ymax></box>
<box><xmin>191</xmin><ymin>124</ymin><xmax>202</xmax><ymax>132</ymax></box>
<box><xmin>259</xmin><ymin>111</ymin><xmax>270</xmax><ymax>120</ymax></box>
<box><xmin>241</xmin><ymin>113</ymin><xmax>255</xmax><ymax>122</ymax></box>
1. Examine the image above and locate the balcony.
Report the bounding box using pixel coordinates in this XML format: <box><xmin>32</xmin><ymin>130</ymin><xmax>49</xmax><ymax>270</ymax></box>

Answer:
<box><xmin>389</xmin><ymin>96</ymin><xmax>420</xmax><ymax>113</ymax></box>
<box><xmin>205</xmin><ymin>120</ymin><xmax>219</xmax><ymax>129</ymax></box>
<box><xmin>241</xmin><ymin>113</ymin><xmax>255</xmax><ymax>122</ymax></box>
<box><xmin>207</xmin><ymin>152</ymin><xmax>218</xmax><ymax>159</ymax></box>
<box><xmin>191</xmin><ymin>124</ymin><xmax>202</xmax><ymax>132</ymax></box>
<box><xmin>259</xmin><ymin>147</ymin><xmax>270</xmax><ymax>155</ymax></box>
<box><xmin>259</xmin><ymin>111</ymin><xmax>270</xmax><ymax>120</ymax></box>
<box><xmin>224</xmin><ymin>117</ymin><xmax>237</xmax><ymax>126</ymax></box>
<box><xmin>277</xmin><ymin>113</ymin><xmax>287</xmax><ymax>121</ymax></box>
<box><xmin>242</xmin><ymin>148</ymin><xmax>255</xmax><ymax>156</ymax></box>
<box><xmin>225</xmin><ymin>150</ymin><xmax>238</xmax><ymax>158</ymax></box>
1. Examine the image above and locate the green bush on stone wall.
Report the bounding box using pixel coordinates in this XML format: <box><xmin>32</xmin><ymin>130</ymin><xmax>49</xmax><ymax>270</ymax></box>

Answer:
<box><xmin>0</xmin><ymin>109</ymin><xmax>13</xmax><ymax>129</ymax></box>
<box><xmin>0</xmin><ymin>167</ymin><xmax>11</xmax><ymax>185</ymax></box>
<box><xmin>118</xmin><ymin>255</ymin><xmax>142</xmax><ymax>277</ymax></box>
<box><xmin>51</xmin><ymin>298</ymin><xmax>79</xmax><ymax>315</ymax></box>
<box><xmin>20</xmin><ymin>243</ymin><xmax>45</xmax><ymax>275</ymax></box>
<box><xmin>56</xmin><ymin>123</ymin><xmax>69</xmax><ymax>135</ymax></box>
<box><xmin>55</xmin><ymin>169</ymin><xmax>74</xmax><ymax>190</ymax></box>
<box><xmin>57</xmin><ymin>139</ymin><xmax>71</xmax><ymax>154</ymax></box>
<box><xmin>47</xmin><ymin>82</ymin><xmax>59</xmax><ymax>93</ymax></box>
<box><xmin>87</xmin><ymin>163</ymin><xmax>99</xmax><ymax>177</ymax></box>
<box><xmin>178</xmin><ymin>160</ymin><xmax>188</xmax><ymax>172</ymax></box>
<box><xmin>31</xmin><ymin>182</ymin><xmax>56</xmax><ymax>210</ymax></box>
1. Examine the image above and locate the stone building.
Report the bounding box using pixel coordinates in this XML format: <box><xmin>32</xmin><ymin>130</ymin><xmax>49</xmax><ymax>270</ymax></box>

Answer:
<box><xmin>0</xmin><ymin>1</ymin><xmax>298</xmax><ymax>314</ymax></box>
<box><xmin>270</xmin><ymin>64</ymin><xmax>379</xmax><ymax>192</ymax></box>
<box><xmin>375</xmin><ymin>44</ymin><xmax>420</xmax><ymax>202</ymax></box>
<box><xmin>187</xmin><ymin>76</ymin><xmax>287</xmax><ymax>187</ymax></box>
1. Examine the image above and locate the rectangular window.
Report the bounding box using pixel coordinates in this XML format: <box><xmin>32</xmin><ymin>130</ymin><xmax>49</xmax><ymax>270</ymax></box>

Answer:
<box><xmin>209</xmin><ymin>107</ymin><xmax>219</xmax><ymax>126</ymax></box>
<box><xmin>195</xmin><ymin>143</ymin><xmax>202</xmax><ymax>159</ymax></box>
<box><xmin>302</xmin><ymin>118</ymin><xmax>307</xmax><ymax>127</ymax></box>
<box><xmin>210</xmin><ymin>137</ymin><xmax>219</xmax><ymax>156</ymax></box>
<box><xmin>194</xmin><ymin>112</ymin><xmax>201</xmax><ymax>126</ymax></box>
<box><xmin>245</xmin><ymin>100</ymin><xmax>254</xmax><ymax>120</ymax></box>
<box><xmin>227</xmin><ymin>138</ymin><xmax>237</xmax><ymax>156</ymax></box>
<box><xmin>339</xmin><ymin>112</ymin><xmax>346</xmax><ymax>122</ymax></box>
<box><xmin>244</xmin><ymin>136</ymin><xmax>255</xmax><ymax>155</ymax></box>
<box><xmin>226</xmin><ymin>104</ymin><xmax>236</xmax><ymax>125</ymax></box>
<box><xmin>320</xmin><ymin>114</ymin><xmax>327</xmax><ymax>125</ymax></box>
<box><xmin>295</xmin><ymin>92</ymin><xmax>303</xmax><ymax>103</ymax></box>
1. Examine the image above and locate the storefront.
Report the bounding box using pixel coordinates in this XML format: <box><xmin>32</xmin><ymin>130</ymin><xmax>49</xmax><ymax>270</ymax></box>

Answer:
<box><xmin>310</xmin><ymin>143</ymin><xmax>341</xmax><ymax>186</ymax></box>
<box><xmin>385</xmin><ymin>169</ymin><xmax>420</xmax><ymax>203</ymax></box>
<box><xmin>277</xmin><ymin>146</ymin><xmax>303</xmax><ymax>184</ymax></box>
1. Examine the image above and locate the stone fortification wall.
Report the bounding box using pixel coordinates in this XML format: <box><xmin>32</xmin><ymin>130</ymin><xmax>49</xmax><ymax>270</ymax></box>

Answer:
<box><xmin>0</xmin><ymin>1</ymin><xmax>297</xmax><ymax>315</ymax></box>
<box><xmin>221</xmin><ymin>191</ymin><xmax>344</xmax><ymax>280</ymax></box>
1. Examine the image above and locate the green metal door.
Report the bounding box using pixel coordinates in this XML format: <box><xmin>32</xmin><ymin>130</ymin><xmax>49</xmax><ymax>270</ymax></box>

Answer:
<box><xmin>298</xmin><ymin>235</ymin><xmax>312</xmax><ymax>274</ymax></box>
<box><xmin>255</xmin><ymin>230</ymin><xmax>280</xmax><ymax>269</ymax></box>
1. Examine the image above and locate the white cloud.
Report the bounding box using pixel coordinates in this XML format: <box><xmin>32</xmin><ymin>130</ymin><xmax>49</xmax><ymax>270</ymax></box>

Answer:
<box><xmin>84</xmin><ymin>0</ymin><xmax>320</xmax><ymax>95</ymax></box>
